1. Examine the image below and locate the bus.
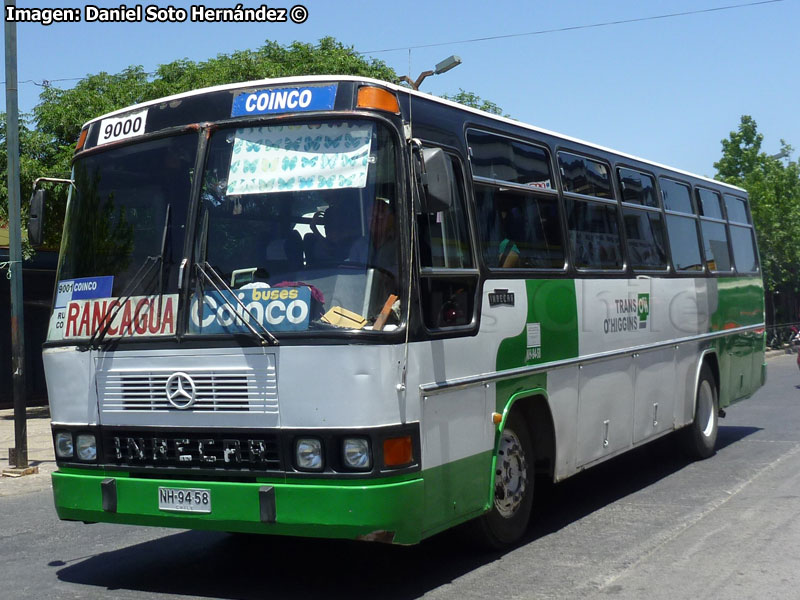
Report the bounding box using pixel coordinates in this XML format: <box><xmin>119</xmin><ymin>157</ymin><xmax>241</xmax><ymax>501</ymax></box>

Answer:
<box><xmin>36</xmin><ymin>75</ymin><xmax>765</xmax><ymax>548</ymax></box>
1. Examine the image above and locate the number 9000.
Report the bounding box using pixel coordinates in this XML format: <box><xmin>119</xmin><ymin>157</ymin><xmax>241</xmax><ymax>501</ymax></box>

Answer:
<box><xmin>104</xmin><ymin>116</ymin><xmax>143</xmax><ymax>141</ymax></box>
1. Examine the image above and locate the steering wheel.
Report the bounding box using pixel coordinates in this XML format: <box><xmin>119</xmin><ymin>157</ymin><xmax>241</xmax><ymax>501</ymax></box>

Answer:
<box><xmin>310</xmin><ymin>210</ymin><xmax>326</xmax><ymax>238</ymax></box>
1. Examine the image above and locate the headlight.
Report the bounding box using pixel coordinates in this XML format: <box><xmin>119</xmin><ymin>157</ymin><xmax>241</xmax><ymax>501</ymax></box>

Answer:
<box><xmin>343</xmin><ymin>438</ymin><xmax>371</xmax><ymax>470</ymax></box>
<box><xmin>55</xmin><ymin>432</ymin><xmax>74</xmax><ymax>458</ymax></box>
<box><xmin>75</xmin><ymin>434</ymin><xmax>97</xmax><ymax>462</ymax></box>
<box><xmin>295</xmin><ymin>438</ymin><xmax>323</xmax><ymax>471</ymax></box>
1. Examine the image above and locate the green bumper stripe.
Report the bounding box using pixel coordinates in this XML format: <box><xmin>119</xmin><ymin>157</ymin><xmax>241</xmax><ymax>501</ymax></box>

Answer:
<box><xmin>52</xmin><ymin>471</ymin><xmax>425</xmax><ymax>545</ymax></box>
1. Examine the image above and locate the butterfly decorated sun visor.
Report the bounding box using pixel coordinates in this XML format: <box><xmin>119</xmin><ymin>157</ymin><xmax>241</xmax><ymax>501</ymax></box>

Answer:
<box><xmin>226</xmin><ymin>122</ymin><xmax>373</xmax><ymax>195</ymax></box>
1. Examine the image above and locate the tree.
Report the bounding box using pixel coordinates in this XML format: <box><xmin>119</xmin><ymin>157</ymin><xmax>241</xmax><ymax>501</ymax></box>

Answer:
<box><xmin>0</xmin><ymin>113</ymin><xmax>71</xmax><ymax>252</ymax></box>
<box><xmin>440</xmin><ymin>88</ymin><xmax>509</xmax><ymax>117</ymax></box>
<box><xmin>1</xmin><ymin>37</ymin><xmax>398</xmax><ymax>249</ymax></box>
<box><xmin>34</xmin><ymin>38</ymin><xmax>397</xmax><ymax>151</ymax></box>
<box><xmin>714</xmin><ymin>116</ymin><xmax>800</xmax><ymax>322</ymax></box>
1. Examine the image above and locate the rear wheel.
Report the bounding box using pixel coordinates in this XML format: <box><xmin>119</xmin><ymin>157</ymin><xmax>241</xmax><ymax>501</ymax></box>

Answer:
<box><xmin>472</xmin><ymin>412</ymin><xmax>534</xmax><ymax>549</ymax></box>
<box><xmin>680</xmin><ymin>363</ymin><xmax>719</xmax><ymax>459</ymax></box>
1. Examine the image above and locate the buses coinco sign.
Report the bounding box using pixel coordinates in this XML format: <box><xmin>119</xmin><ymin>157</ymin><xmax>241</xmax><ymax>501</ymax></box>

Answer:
<box><xmin>231</xmin><ymin>84</ymin><xmax>337</xmax><ymax>117</ymax></box>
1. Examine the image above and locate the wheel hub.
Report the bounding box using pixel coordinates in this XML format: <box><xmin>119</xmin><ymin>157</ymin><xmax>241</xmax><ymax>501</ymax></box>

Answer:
<box><xmin>494</xmin><ymin>428</ymin><xmax>528</xmax><ymax>519</ymax></box>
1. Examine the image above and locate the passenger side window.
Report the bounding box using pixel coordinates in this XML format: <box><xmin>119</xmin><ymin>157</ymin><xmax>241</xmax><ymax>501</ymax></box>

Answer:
<box><xmin>729</xmin><ymin>225</ymin><xmax>759</xmax><ymax>273</ymax></box>
<box><xmin>660</xmin><ymin>178</ymin><xmax>694</xmax><ymax>213</ymax></box>
<box><xmin>565</xmin><ymin>198</ymin><xmax>623</xmax><ymax>270</ymax></box>
<box><xmin>660</xmin><ymin>178</ymin><xmax>703</xmax><ymax>272</ymax></box>
<box><xmin>696</xmin><ymin>188</ymin><xmax>731</xmax><ymax>273</ymax></box>
<box><xmin>417</xmin><ymin>187</ymin><xmax>474</xmax><ymax>270</ymax></box>
<box><xmin>623</xmin><ymin>208</ymin><xmax>667</xmax><ymax>270</ymax></box>
<box><xmin>618</xmin><ymin>167</ymin><xmax>659</xmax><ymax>207</ymax></box>
<box><xmin>416</xmin><ymin>150</ymin><xmax>478</xmax><ymax>330</ymax></box>
<box><xmin>696</xmin><ymin>188</ymin><xmax>724</xmax><ymax>219</ymax></box>
<box><xmin>558</xmin><ymin>152</ymin><xmax>621</xmax><ymax>270</ymax></box>
<box><xmin>618</xmin><ymin>168</ymin><xmax>666</xmax><ymax>271</ymax></box>
<box><xmin>724</xmin><ymin>194</ymin><xmax>750</xmax><ymax>224</ymax></box>
<box><xmin>474</xmin><ymin>186</ymin><xmax>564</xmax><ymax>269</ymax></box>
<box><xmin>700</xmin><ymin>221</ymin><xmax>732</xmax><ymax>272</ymax></box>
<box><xmin>558</xmin><ymin>152</ymin><xmax>613</xmax><ymax>199</ymax></box>
<box><xmin>665</xmin><ymin>215</ymin><xmax>703</xmax><ymax>271</ymax></box>
<box><xmin>469</xmin><ymin>130</ymin><xmax>553</xmax><ymax>188</ymax></box>
<box><xmin>468</xmin><ymin>130</ymin><xmax>564</xmax><ymax>270</ymax></box>
<box><xmin>725</xmin><ymin>194</ymin><xmax>758</xmax><ymax>273</ymax></box>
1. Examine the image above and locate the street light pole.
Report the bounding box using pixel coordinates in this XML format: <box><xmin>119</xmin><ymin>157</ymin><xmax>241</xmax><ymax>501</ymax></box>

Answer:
<box><xmin>4</xmin><ymin>0</ymin><xmax>29</xmax><ymax>469</ymax></box>
<box><xmin>399</xmin><ymin>55</ymin><xmax>462</xmax><ymax>91</ymax></box>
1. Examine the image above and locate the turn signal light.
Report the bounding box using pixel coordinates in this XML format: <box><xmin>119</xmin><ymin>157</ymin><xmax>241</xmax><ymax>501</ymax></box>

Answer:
<box><xmin>383</xmin><ymin>436</ymin><xmax>413</xmax><ymax>467</ymax></box>
<box><xmin>357</xmin><ymin>86</ymin><xmax>400</xmax><ymax>114</ymax></box>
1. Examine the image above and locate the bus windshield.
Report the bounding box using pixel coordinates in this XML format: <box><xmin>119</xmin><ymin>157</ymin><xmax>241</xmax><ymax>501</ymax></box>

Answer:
<box><xmin>49</xmin><ymin>119</ymin><xmax>401</xmax><ymax>343</ymax></box>
<box><xmin>191</xmin><ymin>118</ymin><xmax>401</xmax><ymax>336</ymax></box>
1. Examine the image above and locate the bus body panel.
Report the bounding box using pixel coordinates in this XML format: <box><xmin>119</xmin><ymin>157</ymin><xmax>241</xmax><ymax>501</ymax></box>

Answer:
<box><xmin>43</xmin><ymin>347</ymin><xmax>98</xmax><ymax>425</ymax></box>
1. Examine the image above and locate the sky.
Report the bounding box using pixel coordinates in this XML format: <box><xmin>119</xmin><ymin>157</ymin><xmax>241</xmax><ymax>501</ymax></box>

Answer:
<box><xmin>2</xmin><ymin>0</ymin><xmax>798</xmax><ymax>178</ymax></box>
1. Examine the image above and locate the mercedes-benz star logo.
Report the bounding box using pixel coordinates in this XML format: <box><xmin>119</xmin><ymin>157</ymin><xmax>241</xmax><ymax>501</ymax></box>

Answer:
<box><xmin>165</xmin><ymin>372</ymin><xmax>197</xmax><ymax>410</ymax></box>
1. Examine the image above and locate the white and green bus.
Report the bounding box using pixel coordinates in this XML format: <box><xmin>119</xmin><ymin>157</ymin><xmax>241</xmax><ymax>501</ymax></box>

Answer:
<box><xmin>37</xmin><ymin>76</ymin><xmax>765</xmax><ymax>547</ymax></box>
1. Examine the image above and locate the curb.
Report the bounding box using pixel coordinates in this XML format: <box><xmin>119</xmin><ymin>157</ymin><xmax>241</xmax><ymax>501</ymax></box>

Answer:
<box><xmin>766</xmin><ymin>348</ymin><xmax>796</xmax><ymax>359</ymax></box>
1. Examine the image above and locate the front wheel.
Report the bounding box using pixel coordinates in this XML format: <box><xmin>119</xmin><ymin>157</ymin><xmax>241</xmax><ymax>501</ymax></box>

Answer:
<box><xmin>680</xmin><ymin>363</ymin><xmax>719</xmax><ymax>459</ymax></box>
<box><xmin>471</xmin><ymin>412</ymin><xmax>534</xmax><ymax>549</ymax></box>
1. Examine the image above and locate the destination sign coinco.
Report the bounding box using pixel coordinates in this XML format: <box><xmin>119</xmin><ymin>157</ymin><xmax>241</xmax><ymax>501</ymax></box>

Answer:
<box><xmin>231</xmin><ymin>84</ymin><xmax>337</xmax><ymax>117</ymax></box>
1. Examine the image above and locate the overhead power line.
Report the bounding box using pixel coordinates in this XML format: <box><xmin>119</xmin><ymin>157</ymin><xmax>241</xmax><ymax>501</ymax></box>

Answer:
<box><xmin>0</xmin><ymin>1</ymin><xmax>787</xmax><ymax>88</ymax></box>
<box><xmin>363</xmin><ymin>0</ymin><xmax>786</xmax><ymax>54</ymax></box>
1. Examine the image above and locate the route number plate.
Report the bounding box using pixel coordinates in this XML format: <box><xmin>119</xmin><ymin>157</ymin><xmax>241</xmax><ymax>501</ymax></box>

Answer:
<box><xmin>158</xmin><ymin>487</ymin><xmax>211</xmax><ymax>513</ymax></box>
<box><xmin>97</xmin><ymin>109</ymin><xmax>148</xmax><ymax>146</ymax></box>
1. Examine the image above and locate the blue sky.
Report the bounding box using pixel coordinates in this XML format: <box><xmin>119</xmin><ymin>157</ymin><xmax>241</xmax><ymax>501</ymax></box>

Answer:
<box><xmin>3</xmin><ymin>0</ymin><xmax>797</xmax><ymax>177</ymax></box>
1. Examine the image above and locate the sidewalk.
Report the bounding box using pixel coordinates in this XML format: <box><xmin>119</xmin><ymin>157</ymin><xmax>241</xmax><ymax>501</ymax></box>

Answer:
<box><xmin>0</xmin><ymin>405</ymin><xmax>56</xmax><ymax>496</ymax></box>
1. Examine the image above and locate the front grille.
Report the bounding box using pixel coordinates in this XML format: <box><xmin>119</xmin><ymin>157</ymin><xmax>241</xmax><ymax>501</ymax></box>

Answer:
<box><xmin>101</xmin><ymin>429</ymin><xmax>282</xmax><ymax>471</ymax></box>
<box><xmin>100</xmin><ymin>366</ymin><xmax>278</xmax><ymax>413</ymax></box>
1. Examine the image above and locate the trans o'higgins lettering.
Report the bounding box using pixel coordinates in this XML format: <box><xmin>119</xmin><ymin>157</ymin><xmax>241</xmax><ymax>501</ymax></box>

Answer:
<box><xmin>603</xmin><ymin>297</ymin><xmax>646</xmax><ymax>334</ymax></box>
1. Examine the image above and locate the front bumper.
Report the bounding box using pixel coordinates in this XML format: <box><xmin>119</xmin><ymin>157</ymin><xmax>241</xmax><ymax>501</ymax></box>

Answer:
<box><xmin>52</xmin><ymin>469</ymin><xmax>425</xmax><ymax>545</ymax></box>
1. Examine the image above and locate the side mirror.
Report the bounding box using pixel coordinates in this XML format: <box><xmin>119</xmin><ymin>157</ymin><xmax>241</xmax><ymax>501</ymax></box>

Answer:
<box><xmin>414</xmin><ymin>146</ymin><xmax>455</xmax><ymax>214</ymax></box>
<box><xmin>27</xmin><ymin>188</ymin><xmax>47</xmax><ymax>247</ymax></box>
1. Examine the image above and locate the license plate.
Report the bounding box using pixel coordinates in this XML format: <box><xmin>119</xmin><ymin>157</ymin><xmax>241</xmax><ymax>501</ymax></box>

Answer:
<box><xmin>158</xmin><ymin>487</ymin><xmax>211</xmax><ymax>513</ymax></box>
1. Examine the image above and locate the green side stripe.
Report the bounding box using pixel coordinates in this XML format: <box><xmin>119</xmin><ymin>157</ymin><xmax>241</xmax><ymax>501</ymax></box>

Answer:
<box><xmin>495</xmin><ymin>279</ymin><xmax>578</xmax><ymax>413</ymax></box>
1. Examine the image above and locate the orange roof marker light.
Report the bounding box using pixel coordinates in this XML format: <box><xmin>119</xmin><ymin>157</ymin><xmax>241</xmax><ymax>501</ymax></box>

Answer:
<box><xmin>357</xmin><ymin>86</ymin><xmax>400</xmax><ymax>114</ymax></box>
<box><xmin>75</xmin><ymin>128</ymin><xmax>88</xmax><ymax>152</ymax></box>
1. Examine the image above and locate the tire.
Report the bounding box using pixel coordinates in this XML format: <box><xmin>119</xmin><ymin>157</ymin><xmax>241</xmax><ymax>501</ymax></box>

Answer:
<box><xmin>680</xmin><ymin>363</ymin><xmax>719</xmax><ymax>459</ymax></box>
<box><xmin>471</xmin><ymin>412</ymin><xmax>534</xmax><ymax>549</ymax></box>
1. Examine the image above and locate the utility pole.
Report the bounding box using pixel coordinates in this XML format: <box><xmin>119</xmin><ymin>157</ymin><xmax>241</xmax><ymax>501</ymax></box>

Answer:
<box><xmin>4</xmin><ymin>0</ymin><xmax>29</xmax><ymax>470</ymax></box>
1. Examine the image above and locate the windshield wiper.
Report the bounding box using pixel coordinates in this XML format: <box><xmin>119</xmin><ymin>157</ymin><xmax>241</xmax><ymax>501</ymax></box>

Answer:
<box><xmin>155</xmin><ymin>203</ymin><xmax>172</xmax><ymax>328</ymax></box>
<box><xmin>80</xmin><ymin>204</ymin><xmax>172</xmax><ymax>351</ymax></box>
<box><xmin>194</xmin><ymin>261</ymin><xmax>279</xmax><ymax>346</ymax></box>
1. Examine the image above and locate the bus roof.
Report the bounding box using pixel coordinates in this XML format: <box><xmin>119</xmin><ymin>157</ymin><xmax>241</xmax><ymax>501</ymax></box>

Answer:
<box><xmin>84</xmin><ymin>74</ymin><xmax>746</xmax><ymax>194</ymax></box>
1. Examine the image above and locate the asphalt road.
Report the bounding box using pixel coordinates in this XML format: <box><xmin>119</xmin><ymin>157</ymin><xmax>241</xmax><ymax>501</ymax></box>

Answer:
<box><xmin>1</xmin><ymin>353</ymin><xmax>799</xmax><ymax>600</ymax></box>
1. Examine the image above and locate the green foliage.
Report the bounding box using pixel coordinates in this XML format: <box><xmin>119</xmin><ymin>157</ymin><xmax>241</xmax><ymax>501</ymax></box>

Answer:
<box><xmin>440</xmin><ymin>88</ymin><xmax>509</xmax><ymax>117</ymax></box>
<box><xmin>0</xmin><ymin>113</ymin><xmax>70</xmax><ymax>252</ymax></box>
<box><xmin>714</xmin><ymin>116</ymin><xmax>800</xmax><ymax>295</ymax></box>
